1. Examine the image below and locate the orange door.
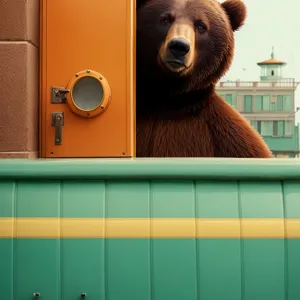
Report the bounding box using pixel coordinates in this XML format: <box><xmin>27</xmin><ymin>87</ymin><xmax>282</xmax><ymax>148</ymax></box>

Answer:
<box><xmin>40</xmin><ymin>0</ymin><xmax>136</xmax><ymax>158</ymax></box>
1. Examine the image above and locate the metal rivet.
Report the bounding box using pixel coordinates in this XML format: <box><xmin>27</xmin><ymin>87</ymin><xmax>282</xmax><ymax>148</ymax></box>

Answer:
<box><xmin>86</xmin><ymin>70</ymin><xmax>90</xmax><ymax>73</ymax></box>
<box><xmin>87</xmin><ymin>113</ymin><xmax>90</xmax><ymax>117</ymax></box>
<box><xmin>122</xmin><ymin>152</ymin><xmax>126</xmax><ymax>155</ymax></box>
<box><xmin>75</xmin><ymin>74</ymin><xmax>79</xmax><ymax>77</ymax></box>
<box><xmin>33</xmin><ymin>292</ymin><xmax>40</xmax><ymax>298</ymax></box>
<box><xmin>99</xmin><ymin>77</ymin><xmax>103</xmax><ymax>80</ymax></box>
<box><xmin>101</xmin><ymin>105</ymin><xmax>104</xmax><ymax>109</ymax></box>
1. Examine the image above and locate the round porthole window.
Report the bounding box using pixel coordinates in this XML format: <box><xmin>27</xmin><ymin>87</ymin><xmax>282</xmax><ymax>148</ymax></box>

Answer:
<box><xmin>66</xmin><ymin>69</ymin><xmax>111</xmax><ymax>118</ymax></box>
<box><xmin>72</xmin><ymin>77</ymin><xmax>104</xmax><ymax>111</ymax></box>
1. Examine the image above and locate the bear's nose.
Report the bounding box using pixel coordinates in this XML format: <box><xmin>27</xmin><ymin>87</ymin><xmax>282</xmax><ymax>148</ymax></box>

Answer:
<box><xmin>168</xmin><ymin>38</ymin><xmax>190</xmax><ymax>58</ymax></box>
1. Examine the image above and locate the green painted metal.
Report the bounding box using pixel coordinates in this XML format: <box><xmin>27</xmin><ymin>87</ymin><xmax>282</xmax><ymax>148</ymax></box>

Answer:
<box><xmin>0</xmin><ymin>159</ymin><xmax>300</xmax><ymax>300</ymax></box>
<box><xmin>14</xmin><ymin>239</ymin><xmax>60</xmax><ymax>300</ymax></box>
<box><xmin>2</xmin><ymin>158</ymin><xmax>300</xmax><ymax>180</ymax></box>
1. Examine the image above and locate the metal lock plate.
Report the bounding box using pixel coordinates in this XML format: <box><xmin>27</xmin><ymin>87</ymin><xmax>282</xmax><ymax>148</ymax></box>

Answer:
<box><xmin>51</xmin><ymin>87</ymin><xmax>70</xmax><ymax>104</ymax></box>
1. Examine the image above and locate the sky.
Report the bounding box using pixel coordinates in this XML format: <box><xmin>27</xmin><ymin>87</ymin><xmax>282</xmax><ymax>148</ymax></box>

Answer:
<box><xmin>219</xmin><ymin>0</ymin><xmax>300</xmax><ymax>122</ymax></box>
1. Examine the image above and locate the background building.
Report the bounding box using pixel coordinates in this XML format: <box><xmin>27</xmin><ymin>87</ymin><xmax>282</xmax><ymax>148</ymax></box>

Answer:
<box><xmin>216</xmin><ymin>49</ymin><xmax>300</xmax><ymax>158</ymax></box>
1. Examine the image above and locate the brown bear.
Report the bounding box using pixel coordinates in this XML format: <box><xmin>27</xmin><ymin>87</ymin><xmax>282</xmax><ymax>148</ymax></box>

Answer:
<box><xmin>136</xmin><ymin>0</ymin><xmax>273</xmax><ymax>158</ymax></box>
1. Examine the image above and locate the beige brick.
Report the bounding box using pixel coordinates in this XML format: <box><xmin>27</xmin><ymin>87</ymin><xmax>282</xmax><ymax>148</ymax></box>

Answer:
<box><xmin>0</xmin><ymin>151</ymin><xmax>38</xmax><ymax>158</ymax></box>
<box><xmin>0</xmin><ymin>42</ymin><xmax>38</xmax><ymax>154</ymax></box>
<box><xmin>0</xmin><ymin>0</ymin><xmax>39</xmax><ymax>46</ymax></box>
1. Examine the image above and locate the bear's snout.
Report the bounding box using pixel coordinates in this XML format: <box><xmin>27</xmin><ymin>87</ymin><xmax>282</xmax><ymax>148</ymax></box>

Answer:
<box><xmin>168</xmin><ymin>38</ymin><xmax>190</xmax><ymax>58</ymax></box>
<box><xmin>159</xmin><ymin>23</ymin><xmax>195</xmax><ymax>74</ymax></box>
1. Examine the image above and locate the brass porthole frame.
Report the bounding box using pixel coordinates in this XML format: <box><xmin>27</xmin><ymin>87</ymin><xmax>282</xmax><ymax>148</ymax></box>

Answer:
<box><xmin>66</xmin><ymin>69</ymin><xmax>111</xmax><ymax>118</ymax></box>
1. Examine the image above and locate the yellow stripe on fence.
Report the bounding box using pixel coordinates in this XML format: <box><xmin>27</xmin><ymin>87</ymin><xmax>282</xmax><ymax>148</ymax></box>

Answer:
<box><xmin>0</xmin><ymin>218</ymin><xmax>299</xmax><ymax>239</ymax></box>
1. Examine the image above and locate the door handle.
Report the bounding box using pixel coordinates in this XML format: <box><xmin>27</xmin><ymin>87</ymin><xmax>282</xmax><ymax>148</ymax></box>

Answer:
<box><xmin>51</xmin><ymin>112</ymin><xmax>64</xmax><ymax>145</ymax></box>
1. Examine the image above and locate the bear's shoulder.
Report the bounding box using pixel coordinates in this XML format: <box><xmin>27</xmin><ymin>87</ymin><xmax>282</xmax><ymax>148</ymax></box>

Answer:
<box><xmin>136</xmin><ymin>90</ymin><xmax>273</xmax><ymax>158</ymax></box>
<box><xmin>205</xmin><ymin>92</ymin><xmax>273</xmax><ymax>158</ymax></box>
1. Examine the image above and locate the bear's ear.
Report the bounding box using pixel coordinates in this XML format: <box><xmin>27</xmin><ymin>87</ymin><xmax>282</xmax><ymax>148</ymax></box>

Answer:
<box><xmin>221</xmin><ymin>0</ymin><xmax>247</xmax><ymax>31</ymax></box>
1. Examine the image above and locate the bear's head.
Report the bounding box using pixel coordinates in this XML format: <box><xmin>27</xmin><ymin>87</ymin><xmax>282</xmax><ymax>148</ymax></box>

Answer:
<box><xmin>137</xmin><ymin>0</ymin><xmax>247</xmax><ymax>94</ymax></box>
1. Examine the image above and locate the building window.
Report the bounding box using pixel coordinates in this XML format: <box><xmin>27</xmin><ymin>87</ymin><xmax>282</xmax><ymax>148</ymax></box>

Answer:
<box><xmin>261</xmin><ymin>121</ymin><xmax>273</xmax><ymax>136</ymax></box>
<box><xmin>224</xmin><ymin>94</ymin><xmax>237</xmax><ymax>109</ymax></box>
<box><xmin>273</xmin><ymin>121</ymin><xmax>284</xmax><ymax>137</ymax></box>
<box><xmin>255</xmin><ymin>96</ymin><xmax>262</xmax><ymax>110</ymax></box>
<box><xmin>255</xmin><ymin>95</ymin><xmax>270</xmax><ymax>111</ymax></box>
<box><xmin>255</xmin><ymin>120</ymin><xmax>293</xmax><ymax>137</ymax></box>
<box><xmin>271</xmin><ymin>70</ymin><xmax>274</xmax><ymax>76</ymax></box>
<box><xmin>244</xmin><ymin>95</ymin><xmax>252</xmax><ymax>112</ymax></box>
<box><xmin>225</xmin><ymin>94</ymin><xmax>232</xmax><ymax>104</ymax></box>
<box><xmin>277</xmin><ymin>95</ymin><xmax>283</xmax><ymax>111</ymax></box>
<box><xmin>219</xmin><ymin>93</ymin><xmax>236</xmax><ymax>109</ymax></box>
<box><xmin>276</xmin><ymin>95</ymin><xmax>292</xmax><ymax>111</ymax></box>
<box><xmin>283</xmin><ymin>96</ymin><xmax>292</xmax><ymax>111</ymax></box>
<box><xmin>251</xmin><ymin>120</ymin><xmax>261</xmax><ymax>133</ymax></box>
<box><xmin>284</xmin><ymin>120</ymin><xmax>292</xmax><ymax>136</ymax></box>
<box><xmin>251</xmin><ymin>120</ymin><xmax>257</xmax><ymax>130</ymax></box>
<box><xmin>255</xmin><ymin>95</ymin><xmax>292</xmax><ymax>112</ymax></box>
<box><xmin>262</xmin><ymin>96</ymin><xmax>270</xmax><ymax>111</ymax></box>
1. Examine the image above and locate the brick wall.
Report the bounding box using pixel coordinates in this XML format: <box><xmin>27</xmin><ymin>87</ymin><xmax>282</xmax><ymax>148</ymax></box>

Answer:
<box><xmin>0</xmin><ymin>0</ymin><xmax>39</xmax><ymax>158</ymax></box>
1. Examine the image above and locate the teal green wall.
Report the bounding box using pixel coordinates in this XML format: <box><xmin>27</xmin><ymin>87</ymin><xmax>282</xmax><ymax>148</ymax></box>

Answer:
<box><xmin>1</xmin><ymin>159</ymin><xmax>300</xmax><ymax>300</ymax></box>
<box><xmin>263</xmin><ymin>126</ymin><xmax>299</xmax><ymax>154</ymax></box>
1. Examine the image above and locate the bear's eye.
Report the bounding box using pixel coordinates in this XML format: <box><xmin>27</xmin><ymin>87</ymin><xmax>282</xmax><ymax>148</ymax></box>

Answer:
<box><xmin>194</xmin><ymin>20</ymin><xmax>207</xmax><ymax>31</ymax></box>
<box><xmin>159</xmin><ymin>14</ymin><xmax>174</xmax><ymax>25</ymax></box>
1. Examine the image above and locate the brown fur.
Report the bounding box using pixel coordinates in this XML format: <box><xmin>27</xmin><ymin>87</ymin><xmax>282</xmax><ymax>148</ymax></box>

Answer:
<box><xmin>136</xmin><ymin>0</ymin><xmax>273</xmax><ymax>158</ymax></box>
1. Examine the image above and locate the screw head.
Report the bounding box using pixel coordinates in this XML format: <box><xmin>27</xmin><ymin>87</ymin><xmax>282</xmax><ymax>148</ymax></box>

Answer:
<box><xmin>33</xmin><ymin>292</ymin><xmax>40</xmax><ymax>297</ymax></box>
